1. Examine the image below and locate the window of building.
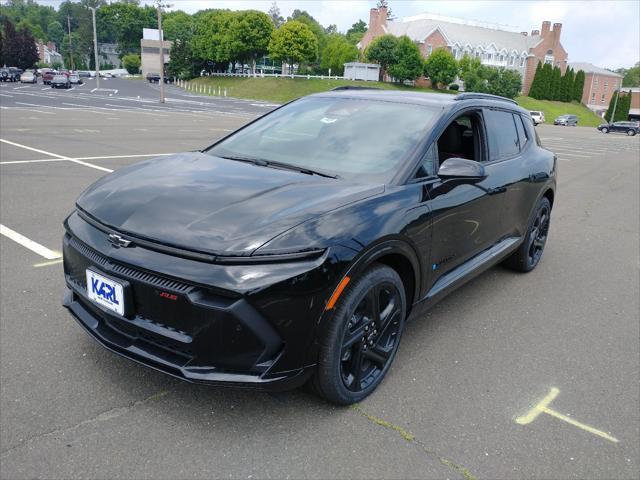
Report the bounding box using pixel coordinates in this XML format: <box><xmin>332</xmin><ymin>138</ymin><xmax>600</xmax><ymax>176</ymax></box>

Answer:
<box><xmin>591</xmin><ymin>92</ymin><xmax>595</xmax><ymax>104</ymax></box>
<box><xmin>510</xmin><ymin>55</ymin><xmax>515</xmax><ymax>66</ymax></box>
<box><xmin>594</xmin><ymin>77</ymin><xmax>599</xmax><ymax>86</ymax></box>
<box><xmin>487</xmin><ymin>53</ymin><xmax>493</xmax><ymax>61</ymax></box>
<box><xmin>601</xmin><ymin>94</ymin><xmax>605</xmax><ymax>104</ymax></box>
<box><xmin>452</xmin><ymin>48</ymin><xmax>458</xmax><ymax>59</ymax></box>
<box><xmin>520</xmin><ymin>56</ymin><xmax>526</xmax><ymax>67</ymax></box>
<box><xmin>427</xmin><ymin>44</ymin><xmax>432</xmax><ymax>55</ymax></box>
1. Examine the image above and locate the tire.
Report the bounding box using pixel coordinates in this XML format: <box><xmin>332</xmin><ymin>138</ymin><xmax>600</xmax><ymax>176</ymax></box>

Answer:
<box><xmin>311</xmin><ymin>264</ymin><xmax>406</xmax><ymax>405</ymax></box>
<box><xmin>627</xmin><ymin>130</ymin><xmax>636</xmax><ymax>136</ymax></box>
<box><xmin>504</xmin><ymin>197</ymin><xmax>551</xmax><ymax>272</ymax></box>
<box><xmin>602</xmin><ymin>127</ymin><xmax>609</xmax><ymax>133</ymax></box>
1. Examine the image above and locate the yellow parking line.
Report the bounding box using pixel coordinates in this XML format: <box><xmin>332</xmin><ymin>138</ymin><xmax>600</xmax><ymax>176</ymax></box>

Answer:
<box><xmin>33</xmin><ymin>258</ymin><xmax>63</xmax><ymax>268</ymax></box>
<box><xmin>516</xmin><ymin>387</ymin><xmax>619</xmax><ymax>443</ymax></box>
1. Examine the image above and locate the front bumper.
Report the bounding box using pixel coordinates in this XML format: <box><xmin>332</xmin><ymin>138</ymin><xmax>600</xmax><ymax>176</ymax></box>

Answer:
<box><xmin>60</xmin><ymin>216</ymin><xmax>339</xmax><ymax>391</ymax></box>
<box><xmin>63</xmin><ymin>287</ymin><xmax>312</xmax><ymax>390</ymax></box>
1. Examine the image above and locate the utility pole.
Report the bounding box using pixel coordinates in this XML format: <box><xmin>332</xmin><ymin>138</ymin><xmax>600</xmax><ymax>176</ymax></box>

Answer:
<box><xmin>89</xmin><ymin>6</ymin><xmax>100</xmax><ymax>89</ymax></box>
<box><xmin>609</xmin><ymin>89</ymin><xmax>620</xmax><ymax>124</ymax></box>
<box><xmin>156</xmin><ymin>2</ymin><xmax>170</xmax><ymax>103</ymax></box>
<box><xmin>67</xmin><ymin>15</ymin><xmax>75</xmax><ymax>71</ymax></box>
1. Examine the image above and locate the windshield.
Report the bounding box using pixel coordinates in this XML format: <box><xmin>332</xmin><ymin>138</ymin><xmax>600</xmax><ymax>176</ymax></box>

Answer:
<box><xmin>206</xmin><ymin>96</ymin><xmax>438</xmax><ymax>183</ymax></box>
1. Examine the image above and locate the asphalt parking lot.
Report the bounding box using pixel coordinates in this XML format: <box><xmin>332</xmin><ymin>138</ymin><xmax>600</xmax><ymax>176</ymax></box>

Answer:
<box><xmin>1</xmin><ymin>78</ymin><xmax>638</xmax><ymax>479</ymax></box>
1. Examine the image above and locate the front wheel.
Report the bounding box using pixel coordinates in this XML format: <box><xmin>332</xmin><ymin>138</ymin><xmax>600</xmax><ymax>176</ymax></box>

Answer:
<box><xmin>311</xmin><ymin>264</ymin><xmax>406</xmax><ymax>405</ymax></box>
<box><xmin>504</xmin><ymin>197</ymin><xmax>551</xmax><ymax>272</ymax></box>
<box><xmin>602</xmin><ymin>127</ymin><xmax>609</xmax><ymax>133</ymax></box>
<box><xmin>628</xmin><ymin>130</ymin><xmax>636</xmax><ymax>136</ymax></box>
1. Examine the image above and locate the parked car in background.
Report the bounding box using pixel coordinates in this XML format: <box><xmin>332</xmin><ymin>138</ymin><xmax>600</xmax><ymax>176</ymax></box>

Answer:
<box><xmin>20</xmin><ymin>71</ymin><xmax>38</xmax><ymax>84</ymax></box>
<box><xmin>100</xmin><ymin>72</ymin><xmax>113</xmax><ymax>78</ymax></box>
<box><xmin>69</xmin><ymin>73</ymin><xmax>83</xmax><ymax>85</ymax></box>
<box><xmin>77</xmin><ymin>71</ymin><xmax>91</xmax><ymax>78</ymax></box>
<box><xmin>0</xmin><ymin>67</ymin><xmax>22</xmax><ymax>82</ymax></box>
<box><xmin>51</xmin><ymin>74</ymin><xmax>71</xmax><ymax>89</ymax></box>
<box><xmin>554</xmin><ymin>114</ymin><xmax>578</xmax><ymax>126</ymax></box>
<box><xmin>146</xmin><ymin>72</ymin><xmax>170</xmax><ymax>83</ymax></box>
<box><xmin>62</xmin><ymin>90</ymin><xmax>557</xmax><ymax>405</ymax></box>
<box><xmin>530</xmin><ymin>111</ymin><xmax>545</xmax><ymax>125</ymax></box>
<box><xmin>42</xmin><ymin>70</ymin><xmax>56</xmax><ymax>85</ymax></box>
<box><xmin>597</xmin><ymin>121</ymin><xmax>639</xmax><ymax>136</ymax></box>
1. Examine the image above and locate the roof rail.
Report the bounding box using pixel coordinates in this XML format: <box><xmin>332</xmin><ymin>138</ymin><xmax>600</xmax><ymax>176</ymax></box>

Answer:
<box><xmin>454</xmin><ymin>92</ymin><xmax>517</xmax><ymax>105</ymax></box>
<box><xmin>331</xmin><ymin>86</ymin><xmax>381</xmax><ymax>91</ymax></box>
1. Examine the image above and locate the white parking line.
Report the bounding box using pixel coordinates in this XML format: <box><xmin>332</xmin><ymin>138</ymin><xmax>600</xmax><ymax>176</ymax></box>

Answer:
<box><xmin>0</xmin><ymin>139</ymin><xmax>113</xmax><ymax>173</ymax></box>
<box><xmin>0</xmin><ymin>152</ymin><xmax>175</xmax><ymax>165</ymax></box>
<box><xmin>0</xmin><ymin>93</ymin><xmax>13</xmax><ymax>97</ymax></box>
<box><xmin>0</xmin><ymin>224</ymin><xmax>61</xmax><ymax>259</ymax></box>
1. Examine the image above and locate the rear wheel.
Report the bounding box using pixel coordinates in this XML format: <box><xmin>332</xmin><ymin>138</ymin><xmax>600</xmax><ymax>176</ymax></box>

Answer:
<box><xmin>628</xmin><ymin>130</ymin><xmax>636</xmax><ymax>136</ymax></box>
<box><xmin>602</xmin><ymin>127</ymin><xmax>609</xmax><ymax>133</ymax></box>
<box><xmin>504</xmin><ymin>197</ymin><xmax>551</xmax><ymax>272</ymax></box>
<box><xmin>311</xmin><ymin>264</ymin><xmax>406</xmax><ymax>405</ymax></box>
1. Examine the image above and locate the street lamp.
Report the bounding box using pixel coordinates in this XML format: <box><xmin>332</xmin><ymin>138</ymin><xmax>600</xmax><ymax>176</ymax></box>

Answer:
<box><xmin>156</xmin><ymin>1</ymin><xmax>172</xmax><ymax>104</ymax></box>
<box><xmin>89</xmin><ymin>6</ymin><xmax>100</xmax><ymax>89</ymax></box>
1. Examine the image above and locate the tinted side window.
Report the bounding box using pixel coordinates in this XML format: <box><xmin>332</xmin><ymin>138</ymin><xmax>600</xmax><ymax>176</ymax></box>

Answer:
<box><xmin>415</xmin><ymin>143</ymin><xmax>437</xmax><ymax>178</ymax></box>
<box><xmin>514</xmin><ymin>114</ymin><xmax>528</xmax><ymax>151</ymax></box>
<box><xmin>484</xmin><ymin>109</ymin><xmax>519</xmax><ymax>160</ymax></box>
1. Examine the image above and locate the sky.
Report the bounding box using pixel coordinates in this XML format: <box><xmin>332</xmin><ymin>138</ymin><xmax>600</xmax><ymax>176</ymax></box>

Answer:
<box><xmin>29</xmin><ymin>0</ymin><xmax>640</xmax><ymax>69</ymax></box>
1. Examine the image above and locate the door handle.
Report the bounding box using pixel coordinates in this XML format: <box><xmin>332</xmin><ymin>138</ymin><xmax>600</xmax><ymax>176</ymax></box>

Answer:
<box><xmin>486</xmin><ymin>186</ymin><xmax>507</xmax><ymax>195</ymax></box>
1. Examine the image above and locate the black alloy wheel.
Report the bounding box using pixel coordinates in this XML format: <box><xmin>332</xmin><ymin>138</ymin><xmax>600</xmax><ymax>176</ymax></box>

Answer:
<box><xmin>504</xmin><ymin>197</ymin><xmax>552</xmax><ymax>272</ymax></box>
<box><xmin>602</xmin><ymin>127</ymin><xmax>609</xmax><ymax>133</ymax></box>
<box><xmin>312</xmin><ymin>264</ymin><xmax>406</xmax><ymax>405</ymax></box>
<box><xmin>340</xmin><ymin>281</ymin><xmax>403</xmax><ymax>392</ymax></box>
<box><xmin>526</xmin><ymin>202</ymin><xmax>550</xmax><ymax>269</ymax></box>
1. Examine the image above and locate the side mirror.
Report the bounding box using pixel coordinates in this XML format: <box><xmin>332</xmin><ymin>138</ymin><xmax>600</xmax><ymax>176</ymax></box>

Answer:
<box><xmin>437</xmin><ymin>157</ymin><xmax>486</xmax><ymax>181</ymax></box>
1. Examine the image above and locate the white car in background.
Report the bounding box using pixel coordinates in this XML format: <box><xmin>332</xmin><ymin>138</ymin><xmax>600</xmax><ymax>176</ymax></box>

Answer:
<box><xmin>530</xmin><ymin>111</ymin><xmax>545</xmax><ymax>125</ymax></box>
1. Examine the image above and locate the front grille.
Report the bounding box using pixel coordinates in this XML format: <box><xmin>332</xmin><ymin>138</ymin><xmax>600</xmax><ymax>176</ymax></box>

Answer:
<box><xmin>68</xmin><ymin>236</ymin><xmax>192</xmax><ymax>293</ymax></box>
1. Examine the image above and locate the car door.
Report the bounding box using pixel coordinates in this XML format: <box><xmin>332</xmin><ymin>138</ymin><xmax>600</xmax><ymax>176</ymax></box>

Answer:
<box><xmin>418</xmin><ymin>109</ymin><xmax>508</xmax><ymax>294</ymax></box>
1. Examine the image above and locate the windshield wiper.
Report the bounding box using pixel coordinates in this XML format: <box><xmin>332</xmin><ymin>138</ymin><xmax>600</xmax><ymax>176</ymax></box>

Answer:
<box><xmin>263</xmin><ymin>159</ymin><xmax>340</xmax><ymax>179</ymax></box>
<box><xmin>219</xmin><ymin>154</ymin><xmax>339</xmax><ymax>179</ymax></box>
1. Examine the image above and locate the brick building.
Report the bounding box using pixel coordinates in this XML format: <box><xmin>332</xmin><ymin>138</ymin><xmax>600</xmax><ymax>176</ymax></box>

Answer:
<box><xmin>569</xmin><ymin>62</ymin><xmax>624</xmax><ymax>115</ymax></box>
<box><xmin>359</xmin><ymin>6</ymin><xmax>568</xmax><ymax>94</ymax></box>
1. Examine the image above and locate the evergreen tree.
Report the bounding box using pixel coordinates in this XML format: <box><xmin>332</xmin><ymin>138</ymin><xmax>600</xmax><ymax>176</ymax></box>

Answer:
<box><xmin>528</xmin><ymin>61</ymin><xmax>543</xmax><ymax>98</ymax></box>
<box><xmin>539</xmin><ymin>63</ymin><xmax>553</xmax><ymax>100</ymax></box>
<box><xmin>560</xmin><ymin>68</ymin><xmax>574</xmax><ymax>102</ymax></box>
<box><xmin>573</xmin><ymin>70</ymin><xmax>586</xmax><ymax>103</ymax></box>
<box><xmin>550</xmin><ymin>66</ymin><xmax>561</xmax><ymax>100</ymax></box>
<box><xmin>606</xmin><ymin>91</ymin><xmax>632</xmax><ymax>122</ymax></box>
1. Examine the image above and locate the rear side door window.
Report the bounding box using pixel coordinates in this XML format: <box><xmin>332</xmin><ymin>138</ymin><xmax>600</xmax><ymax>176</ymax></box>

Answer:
<box><xmin>514</xmin><ymin>114</ymin><xmax>528</xmax><ymax>151</ymax></box>
<box><xmin>484</xmin><ymin>109</ymin><xmax>519</xmax><ymax>161</ymax></box>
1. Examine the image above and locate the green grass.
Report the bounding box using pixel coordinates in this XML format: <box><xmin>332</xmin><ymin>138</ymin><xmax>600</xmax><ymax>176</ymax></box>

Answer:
<box><xmin>173</xmin><ymin>76</ymin><xmax>602</xmax><ymax>127</ymax></box>
<box><xmin>515</xmin><ymin>96</ymin><xmax>602</xmax><ymax>127</ymax></box>
<box><xmin>183</xmin><ymin>76</ymin><xmax>452</xmax><ymax>103</ymax></box>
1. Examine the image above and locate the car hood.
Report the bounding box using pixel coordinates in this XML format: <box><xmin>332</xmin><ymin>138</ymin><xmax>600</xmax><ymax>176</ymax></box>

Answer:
<box><xmin>76</xmin><ymin>152</ymin><xmax>384</xmax><ymax>256</ymax></box>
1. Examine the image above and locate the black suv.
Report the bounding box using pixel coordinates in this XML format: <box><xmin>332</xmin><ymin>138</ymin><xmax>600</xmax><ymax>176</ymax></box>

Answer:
<box><xmin>146</xmin><ymin>72</ymin><xmax>170</xmax><ymax>83</ymax></box>
<box><xmin>62</xmin><ymin>90</ymin><xmax>556</xmax><ymax>404</ymax></box>
<box><xmin>597</xmin><ymin>121</ymin><xmax>639</xmax><ymax>136</ymax></box>
<box><xmin>0</xmin><ymin>67</ymin><xmax>22</xmax><ymax>82</ymax></box>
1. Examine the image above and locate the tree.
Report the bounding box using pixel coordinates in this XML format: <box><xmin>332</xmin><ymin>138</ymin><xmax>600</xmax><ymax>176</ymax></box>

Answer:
<box><xmin>162</xmin><ymin>11</ymin><xmax>193</xmax><ymax>42</ymax></box>
<box><xmin>1</xmin><ymin>18</ymin><xmax>20</xmax><ymax>66</ymax></box>
<box><xmin>528</xmin><ymin>62</ymin><xmax>543</xmax><ymax>98</ymax></box>
<box><xmin>423</xmin><ymin>47</ymin><xmax>458</xmax><ymax>88</ymax></box>
<box><xmin>14</xmin><ymin>26</ymin><xmax>39</xmax><ymax>69</ymax></box>
<box><xmin>346</xmin><ymin>19</ymin><xmax>367</xmax><ymax>45</ymax></box>
<box><xmin>621</xmin><ymin>62</ymin><xmax>640</xmax><ymax>87</ymax></box>
<box><xmin>268</xmin><ymin>2</ymin><xmax>284</xmax><ymax>28</ymax></box>
<box><xmin>122</xmin><ymin>53</ymin><xmax>141</xmax><ymax>74</ymax></box>
<box><xmin>549</xmin><ymin>66</ymin><xmax>561</xmax><ymax>100</ymax></box>
<box><xmin>167</xmin><ymin>37</ymin><xmax>200</xmax><ymax>79</ymax></box>
<box><xmin>320</xmin><ymin>34</ymin><xmax>358</xmax><ymax>75</ymax></box>
<box><xmin>388</xmin><ymin>36</ymin><xmax>423</xmax><ymax>83</ymax></box>
<box><xmin>560</xmin><ymin>67</ymin><xmax>574</xmax><ymax>102</ymax></box>
<box><xmin>573</xmin><ymin>69</ymin><xmax>586</xmax><ymax>102</ymax></box>
<box><xmin>268</xmin><ymin>21</ymin><xmax>318</xmax><ymax>74</ymax></box>
<box><xmin>538</xmin><ymin>63</ymin><xmax>553</xmax><ymax>100</ymax></box>
<box><xmin>484</xmin><ymin>67</ymin><xmax>522</xmax><ymax>99</ymax></box>
<box><xmin>227</xmin><ymin>10</ymin><xmax>274</xmax><ymax>73</ymax></box>
<box><xmin>191</xmin><ymin>10</ymin><xmax>235</xmax><ymax>68</ymax></box>
<box><xmin>97</xmin><ymin>2</ymin><xmax>156</xmax><ymax>55</ymax></box>
<box><xmin>365</xmin><ymin>34</ymin><xmax>398</xmax><ymax>80</ymax></box>
<box><xmin>47</xmin><ymin>20</ymin><xmax>65</xmax><ymax>48</ymax></box>
<box><xmin>606</xmin><ymin>91</ymin><xmax>631</xmax><ymax>123</ymax></box>
<box><xmin>459</xmin><ymin>55</ymin><xmax>488</xmax><ymax>92</ymax></box>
